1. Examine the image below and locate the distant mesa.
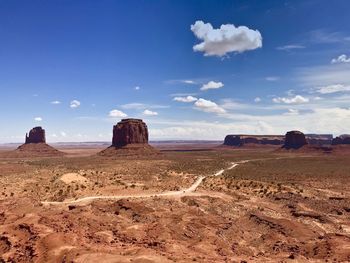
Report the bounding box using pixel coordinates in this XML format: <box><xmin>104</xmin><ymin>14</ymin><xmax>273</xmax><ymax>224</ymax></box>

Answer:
<box><xmin>223</xmin><ymin>135</ymin><xmax>284</xmax><ymax>147</ymax></box>
<box><xmin>15</xmin><ymin>127</ymin><xmax>64</xmax><ymax>157</ymax></box>
<box><xmin>99</xmin><ymin>118</ymin><xmax>158</xmax><ymax>156</ymax></box>
<box><xmin>332</xmin><ymin>134</ymin><xmax>350</xmax><ymax>145</ymax></box>
<box><xmin>25</xmin><ymin>126</ymin><xmax>46</xmax><ymax>144</ymax></box>
<box><xmin>283</xmin><ymin>130</ymin><xmax>308</xmax><ymax>149</ymax></box>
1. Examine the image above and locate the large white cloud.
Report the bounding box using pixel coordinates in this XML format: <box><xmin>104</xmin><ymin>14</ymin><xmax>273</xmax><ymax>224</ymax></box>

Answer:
<box><xmin>194</xmin><ymin>98</ymin><xmax>226</xmax><ymax>114</ymax></box>
<box><xmin>109</xmin><ymin>109</ymin><xmax>127</xmax><ymax>118</ymax></box>
<box><xmin>313</xmin><ymin>84</ymin><xmax>350</xmax><ymax>94</ymax></box>
<box><xmin>200</xmin><ymin>81</ymin><xmax>224</xmax><ymax>91</ymax></box>
<box><xmin>173</xmin><ymin>96</ymin><xmax>198</xmax><ymax>103</ymax></box>
<box><xmin>191</xmin><ymin>20</ymin><xmax>262</xmax><ymax>57</ymax></box>
<box><xmin>272</xmin><ymin>95</ymin><xmax>309</xmax><ymax>104</ymax></box>
<box><xmin>331</xmin><ymin>54</ymin><xmax>350</xmax><ymax>64</ymax></box>
<box><xmin>143</xmin><ymin>109</ymin><xmax>158</xmax><ymax>116</ymax></box>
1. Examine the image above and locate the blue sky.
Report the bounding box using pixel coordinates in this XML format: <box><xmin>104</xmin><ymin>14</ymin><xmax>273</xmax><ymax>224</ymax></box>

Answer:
<box><xmin>1</xmin><ymin>0</ymin><xmax>350</xmax><ymax>142</ymax></box>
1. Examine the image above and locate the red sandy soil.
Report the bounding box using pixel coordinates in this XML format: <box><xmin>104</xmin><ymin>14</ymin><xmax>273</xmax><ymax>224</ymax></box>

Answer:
<box><xmin>0</xmin><ymin>144</ymin><xmax>349</xmax><ymax>262</ymax></box>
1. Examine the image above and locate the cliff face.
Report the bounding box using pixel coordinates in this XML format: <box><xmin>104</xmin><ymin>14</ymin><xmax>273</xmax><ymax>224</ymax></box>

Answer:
<box><xmin>112</xmin><ymin>119</ymin><xmax>149</xmax><ymax>147</ymax></box>
<box><xmin>283</xmin><ymin>131</ymin><xmax>308</xmax><ymax>149</ymax></box>
<box><xmin>224</xmin><ymin>135</ymin><xmax>284</xmax><ymax>147</ymax></box>
<box><xmin>25</xmin><ymin>127</ymin><xmax>46</xmax><ymax>144</ymax></box>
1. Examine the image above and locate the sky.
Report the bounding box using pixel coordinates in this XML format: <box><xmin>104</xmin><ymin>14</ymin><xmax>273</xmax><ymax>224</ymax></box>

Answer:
<box><xmin>1</xmin><ymin>0</ymin><xmax>350</xmax><ymax>143</ymax></box>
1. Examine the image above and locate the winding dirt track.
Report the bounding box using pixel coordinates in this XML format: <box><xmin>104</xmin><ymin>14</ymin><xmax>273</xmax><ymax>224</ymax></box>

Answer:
<box><xmin>42</xmin><ymin>160</ymin><xmax>251</xmax><ymax>206</ymax></box>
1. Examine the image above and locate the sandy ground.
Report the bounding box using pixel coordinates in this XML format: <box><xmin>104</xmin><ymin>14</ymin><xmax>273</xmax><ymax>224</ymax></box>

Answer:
<box><xmin>0</xmin><ymin>145</ymin><xmax>349</xmax><ymax>262</ymax></box>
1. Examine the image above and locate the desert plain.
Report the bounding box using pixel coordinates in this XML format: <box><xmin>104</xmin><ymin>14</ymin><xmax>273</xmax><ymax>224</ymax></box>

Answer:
<box><xmin>0</xmin><ymin>143</ymin><xmax>349</xmax><ymax>263</ymax></box>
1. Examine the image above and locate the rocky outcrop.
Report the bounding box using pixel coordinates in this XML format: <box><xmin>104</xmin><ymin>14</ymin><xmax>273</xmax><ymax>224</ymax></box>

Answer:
<box><xmin>306</xmin><ymin>134</ymin><xmax>333</xmax><ymax>145</ymax></box>
<box><xmin>332</xmin><ymin>135</ymin><xmax>350</xmax><ymax>145</ymax></box>
<box><xmin>224</xmin><ymin>135</ymin><xmax>284</xmax><ymax>147</ymax></box>
<box><xmin>25</xmin><ymin>127</ymin><xmax>46</xmax><ymax>144</ymax></box>
<box><xmin>112</xmin><ymin>119</ymin><xmax>149</xmax><ymax>147</ymax></box>
<box><xmin>283</xmin><ymin>131</ymin><xmax>308</xmax><ymax>149</ymax></box>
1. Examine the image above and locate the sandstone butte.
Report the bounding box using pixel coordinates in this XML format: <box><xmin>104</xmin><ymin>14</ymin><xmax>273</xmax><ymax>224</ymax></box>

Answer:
<box><xmin>283</xmin><ymin>130</ymin><xmax>308</xmax><ymax>149</ymax></box>
<box><xmin>99</xmin><ymin>118</ymin><xmax>157</xmax><ymax>156</ymax></box>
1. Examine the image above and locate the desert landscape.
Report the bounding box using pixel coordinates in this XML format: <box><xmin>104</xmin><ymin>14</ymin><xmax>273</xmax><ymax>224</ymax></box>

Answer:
<box><xmin>0</xmin><ymin>120</ymin><xmax>349</xmax><ymax>262</ymax></box>
<box><xmin>1</xmin><ymin>1</ymin><xmax>350</xmax><ymax>262</ymax></box>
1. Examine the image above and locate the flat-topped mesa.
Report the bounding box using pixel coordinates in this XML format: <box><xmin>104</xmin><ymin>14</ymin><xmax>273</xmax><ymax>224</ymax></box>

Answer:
<box><xmin>224</xmin><ymin>135</ymin><xmax>284</xmax><ymax>146</ymax></box>
<box><xmin>332</xmin><ymin>134</ymin><xmax>350</xmax><ymax>145</ymax></box>
<box><xmin>112</xmin><ymin>119</ymin><xmax>149</xmax><ymax>147</ymax></box>
<box><xmin>25</xmin><ymin>126</ymin><xmax>46</xmax><ymax>144</ymax></box>
<box><xmin>283</xmin><ymin>130</ymin><xmax>308</xmax><ymax>149</ymax></box>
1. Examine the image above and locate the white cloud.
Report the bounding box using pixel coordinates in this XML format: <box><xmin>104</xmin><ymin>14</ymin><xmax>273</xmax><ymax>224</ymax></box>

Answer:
<box><xmin>51</xmin><ymin>100</ymin><xmax>61</xmax><ymax>105</ymax></box>
<box><xmin>276</xmin><ymin>45</ymin><xmax>305</xmax><ymax>51</ymax></box>
<box><xmin>60</xmin><ymin>131</ymin><xmax>67</xmax><ymax>137</ymax></box>
<box><xmin>331</xmin><ymin>54</ymin><xmax>350</xmax><ymax>64</ymax></box>
<box><xmin>272</xmin><ymin>95</ymin><xmax>309</xmax><ymax>104</ymax></box>
<box><xmin>200</xmin><ymin>81</ymin><xmax>224</xmax><ymax>91</ymax></box>
<box><xmin>194</xmin><ymin>98</ymin><xmax>226</xmax><ymax>114</ymax></box>
<box><xmin>254</xmin><ymin>97</ymin><xmax>261</xmax><ymax>102</ymax></box>
<box><xmin>109</xmin><ymin>109</ymin><xmax>127</xmax><ymax>118</ymax></box>
<box><xmin>190</xmin><ymin>20</ymin><xmax>262</xmax><ymax>57</ymax></box>
<box><xmin>182</xmin><ymin>80</ymin><xmax>196</xmax><ymax>84</ymax></box>
<box><xmin>143</xmin><ymin>109</ymin><xmax>158</xmax><ymax>116</ymax></box>
<box><xmin>121</xmin><ymin>103</ymin><xmax>169</xmax><ymax>110</ymax></box>
<box><xmin>265</xmin><ymin>76</ymin><xmax>280</xmax><ymax>81</ymax></box>
<box><xmin>70</xmin><ymin>100</ymin><xmax>81</xmax><ymax>108</ymax></box>
<box><xmin>284</xmin><ymin>109</ymin><xmax>299</xmax><ymax>115</ymax></box>
<box><xmin>34</xmin><ymin>117</ymin><xmax>42</xmax><ymax>122</ymax></box>
<box><xmin>135</xmin><ymin>86</ymin><xmax>140</xmax><ymax>90</ymax></box>
<box><xmin>173</xmin><ymin>96</ymin><xmax>198</xmax><ymax>103</ymax></box>
<box><xmin>313</xmin><ymin>84</ymin><xmax>350</xmax><ymax>94</ymax></box>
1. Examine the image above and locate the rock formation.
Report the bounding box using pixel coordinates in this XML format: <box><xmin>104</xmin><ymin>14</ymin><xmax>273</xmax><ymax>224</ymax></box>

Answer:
<box><xmin>12</xmin><ymin>127</ymin><xmax>64</xmax><ymax>157</ymax></box>
<box><xmin>283</xmin><ymin>131</ymin><xmax>308</xmax><ymax>149</ymax></box>
<box><xmin>99</xmin><ymin>118</ymin><xmax>157</xmax><ymax>156</ymax></box>
<box><xmin>306</xmin><ymin>134</ymin><xmax>333</xmax><ymax>145</ymax></box>
<box><xmin>332</xmin><ymin>135</ymin><xmax>350</xmax><ymax>145</ymax></box>
<box><xmin>25</xmin><ymin>126</ymin><xmax>46</xmax><ymax>144</ymax></box>
<box><xmin>112</xmin><ymin>119</ymin><xmax>148</xmax><ymax>147</ymax></box>
<box><xmin>224</xmin><ymin>135</ymin><xmax>284</xmax><ymax>147</ymax></box>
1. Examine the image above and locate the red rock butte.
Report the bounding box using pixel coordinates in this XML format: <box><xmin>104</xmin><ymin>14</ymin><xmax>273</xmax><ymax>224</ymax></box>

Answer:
<box><xmin>25</xmin><ymin>126</ymin><xmax>46</xmax><ymax>144</ymax></box>
<box><xmin>112</xmin><ymin>119</ymin><xmax>149</xmax><ymax>147</ymax></box>
<box><xmin>283</xmin><ymin>130</ymin><xmax>308</xmax><ymax>149</ymax></box>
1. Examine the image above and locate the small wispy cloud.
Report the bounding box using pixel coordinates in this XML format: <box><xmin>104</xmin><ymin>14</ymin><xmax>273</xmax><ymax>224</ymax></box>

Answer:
<box><xmin>194</xmin><ymin>98</ymin><xmax>226</xmax><ymax>114</ymax></box>
<box><xmin>109</xmin><ymin>109</ymin><xmax>127</xmax><ymax>118</ymax></box>
<box><xmin>134</xmin><ymin>86</ymin><xmax>140</xmax><ymax>90</ymax></box>
<box><xmin>173</xmin><ymin>96</ymin><xmax>198</xmax><ymax>103</ymax></box>
<box><xmin>331</xmin><ymin>54</ymin><xmax>350</xmax><ymax>64</ymax></box>
<box><xmin>276</xmin><ymin>44</ymin><xmax>305</xmax><ymax>51</ymax></box>
<box><xmin>265</xmin><ymin>76</ymin><xmax>280</xmax><ymax>81</ymax></box>
<box><xmin>34</xmin><ymin>117</ymin><xmax>42</xmax><ymax>122</ymax></box>
<box><xmin>200</xmin><ymin>81</ymin><xmax>224</xmax><ymax>91</ymax></box>
<box><xmin>143</xmin><ymin>109</ymin><xmax>158</xmax><ymax>116</ymax></box>
<box><xmin>272</xmin><ymin>95</ymin><xmax>309</xmax><ymax>104</ymax></box>
<box><xmin>70</xmin><ymin>100</ymin><xmax>81</xmax><ymax>108</ymax></box>
<box><xmin>313</xmin><ymin>84</ymin><xmax>350</xmax><ymax>94</ymax></box>
<box><xmin>51</xmin><ymin>100</ymin><xmax>61</xmax><ymax>105</ymax></box>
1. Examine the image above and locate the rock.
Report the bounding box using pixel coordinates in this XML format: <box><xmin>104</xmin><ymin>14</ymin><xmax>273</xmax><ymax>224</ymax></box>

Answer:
<box><xmin>224</xmin><ymin>135</ymin><xmax>242</xmax><ymax>146</ymax></box>
<box><xmin>306</xmin><ymin>134</ymin><xmax>333</xmax><ymax>145</ymax></box>
<box><xmin>224</xmin><ymin>135</ymin><xmax>284</xmax><ymax>147</ymax></box>
<box><xmin>112</xmin><ymin>119</ymin><xmax>148</xmax><ymax>147</ymax></box>
<box><xmin>25</xmin><ymin>127</ymin><xmax>46</xmax><ymax>144</ymax></box>
<box><xmin>332</xmin><ymin>134</ymin><xmax>350</xmax><ymax>145</ymax></box>
<box><xmin>283</xmin><ymin>131</ymin><xmax>308</xmax><ymax>149</ymax></box>
<box><xmin>99</xmin><ymin>118</ymin><xmax>158</xmax><ymax>156</ymax></box>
